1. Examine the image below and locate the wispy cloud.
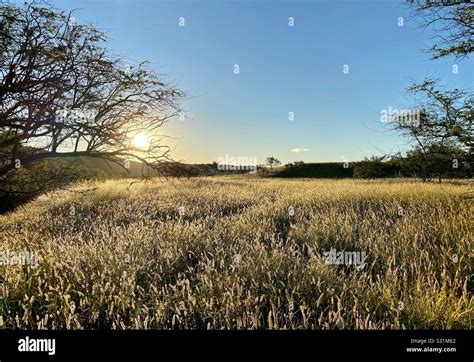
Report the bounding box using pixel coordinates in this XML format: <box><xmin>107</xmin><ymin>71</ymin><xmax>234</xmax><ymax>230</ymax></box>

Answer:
<box><xmin>290</xmin><ymin>148</ymin><xmax>311</xmax><ymax>153</ymax></box>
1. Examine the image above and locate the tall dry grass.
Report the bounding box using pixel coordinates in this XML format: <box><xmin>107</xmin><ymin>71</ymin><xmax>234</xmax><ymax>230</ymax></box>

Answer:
<box><xmin>0</xmin><ymin>177</ymin><xmax>472</xmax><ymax>329</ymax></box>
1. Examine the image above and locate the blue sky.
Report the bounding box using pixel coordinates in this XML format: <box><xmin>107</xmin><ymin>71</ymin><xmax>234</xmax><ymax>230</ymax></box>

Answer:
<box><xmin>51</xmin><ymin>0</ymin><xmax>472</xmax><ymax>164</ymax></box>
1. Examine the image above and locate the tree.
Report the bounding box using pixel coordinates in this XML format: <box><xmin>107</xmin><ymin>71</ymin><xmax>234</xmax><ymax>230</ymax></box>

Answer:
<box><xmin>393</xmin><ymin>79</ymin><xmax>472</xmax><ymax>182</ymax></box>
<box><xmin>402</xmin><ymin>143</ymin><xmax>470</xmax><ymax>182</ymax></box>
<box><xmin>0</xmin><ymin>2</ymin><xmax>183</xmax><ymax>194</ymax></box>
<box><xmin>265</xmin><ymin>156</ymin><xmax>281</xmax><ymax>169</ymax></box>
<box><xmin>396</xmin><ymin>1</ymin><xmax>473</xmax><ymax>183</ymax></box>
<box><xmin>408</xmin><ymin>0</ymin><xmax>473</xmax><ymax>59</ymax></box>
<box><xmin>395</xmin><ymin>79</ymin><xmax>472</xmax><ymax>150</ymax></box>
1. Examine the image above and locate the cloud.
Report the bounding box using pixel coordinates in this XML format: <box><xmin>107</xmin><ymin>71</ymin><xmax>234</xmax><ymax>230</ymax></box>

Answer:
<box><xmin>290</xmin><ymin>147</ymin><xmax>310</xmax><ymax>153</ymax></box>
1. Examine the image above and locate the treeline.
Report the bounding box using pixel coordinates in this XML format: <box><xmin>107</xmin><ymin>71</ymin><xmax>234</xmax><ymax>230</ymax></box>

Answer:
<box><xmin>274</xmin><ymin>160</ymin><xmax>470</xmax><ymax>180</ymax></box>
<box><xmin>274</xmin><ymin>147</ymin><xmax>471</xmax><ymax>181</ymax></box>
<box><xmin>353</xmin><ymin>147</ymin><xmax>472</xmax><ymax>181</ymax></box>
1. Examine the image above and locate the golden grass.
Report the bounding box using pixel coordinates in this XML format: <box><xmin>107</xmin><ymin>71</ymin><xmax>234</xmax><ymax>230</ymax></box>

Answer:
<box><xmin>0</xmin><ymin>177</ymin><xmax>472</xmax><ymax>329</ymax></box>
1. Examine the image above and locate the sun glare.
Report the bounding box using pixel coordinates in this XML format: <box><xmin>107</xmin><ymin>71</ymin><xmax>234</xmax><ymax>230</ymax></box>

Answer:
<box><xmin>132</xmin><ymin>133</ymin><xmax>150</xmax><ymax>149</ymax></box>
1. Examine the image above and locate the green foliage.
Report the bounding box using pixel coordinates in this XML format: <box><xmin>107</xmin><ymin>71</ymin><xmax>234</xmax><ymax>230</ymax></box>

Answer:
<box><xmin>353</xmin><ymin>160</ymin><xmax>400</xmax><ymax>179</ymax></box>
<box><xmin>401</xmin><ymin>144</ymin><xmax>471</xmax><ymax>181</ymax></box>
<box><xmin>273</xmin><ymin>162</ymin><xmax>353</xmax><ymax>178</ymax></box>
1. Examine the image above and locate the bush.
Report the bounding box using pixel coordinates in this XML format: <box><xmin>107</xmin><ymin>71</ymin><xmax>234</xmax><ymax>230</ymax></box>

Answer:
<box><xmin>353</xmin><ymin>160</ymin><xmax>400</xmax><ymax>179</ymax></box>
<box><xmin>276</xmin><ymin>162</ymin><xmax>353</xmax><ymax>178</ymax></box>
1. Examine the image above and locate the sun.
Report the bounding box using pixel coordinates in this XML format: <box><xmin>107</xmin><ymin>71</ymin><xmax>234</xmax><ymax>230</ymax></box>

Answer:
<box><xmin>132</xmin><ymin>133</ymin><xmax>150</xmax><ymax>149</ymax></box>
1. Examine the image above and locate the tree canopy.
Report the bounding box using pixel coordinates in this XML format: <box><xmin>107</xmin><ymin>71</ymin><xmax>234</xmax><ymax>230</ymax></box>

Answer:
<box><xmin>0</xmin><ymin>1</ymin><xmax>183</xmax><ymax>188</ymax></box>
<box><xmin>409</xmin><ymin>0</ymin><xmax>473</xmax><ymax>59</ymax></box>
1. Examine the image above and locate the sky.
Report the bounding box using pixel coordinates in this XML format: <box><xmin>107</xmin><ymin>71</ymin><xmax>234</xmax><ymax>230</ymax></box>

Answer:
<box><xmin>50</xmin><ymin>0</ymin><xmax>472</xmax><ymax>164</ymax></box>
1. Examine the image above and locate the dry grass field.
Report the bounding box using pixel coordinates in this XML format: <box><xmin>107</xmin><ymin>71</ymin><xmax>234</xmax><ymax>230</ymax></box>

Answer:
<box><xmin>0</xmin><ymin>177</ymin><xmax>472</xmax><ymax>329</ymax></box>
